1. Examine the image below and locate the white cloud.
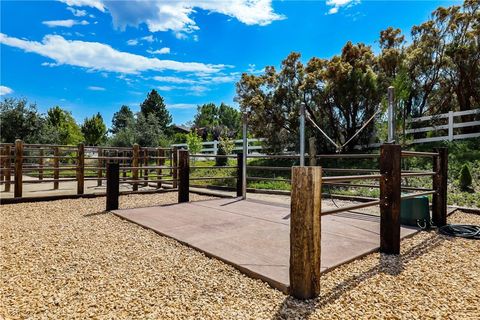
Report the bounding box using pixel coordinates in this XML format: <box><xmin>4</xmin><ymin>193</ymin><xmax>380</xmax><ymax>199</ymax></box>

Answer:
<box><xmin>67</xmin><ymin>7</ymin><xmax>87</xmax><ymax>17</ymax></box>
<box><xmin>127</xmin><ymin>35</ymin><xmax>156</xmax><ymax>46</ymax></box>
<box><xmin>0</xmin><ymin>85</ymin><xmax>13</xmax><ymax>96</ymax></box>
<box><xmin>148</xmin><ymin>47</ymin><xmax>170</xmax><ymax>55</ymax></box>
<box><xmin>87</xmin><ymin>86</ymin><xmax>105</xmax><ymax>91</ymax></box>
<box><xmin>141</xmin><ymin>35</ymin><xmax>155</xmax><ymax>43</ymax></box>
<box><xmin>0</xmin><ymin>33</ymin><xmax>227</xmax><ymax>74</ymax></box>
<box><xmin>42</xmin><ymin>19</ymin><xmax>89</xmax><ymax>27</ymax></box>
<box><xmin>154</xmin><ymin>74</ymin><xmax>236</xmax><ymax>85</ymax></box>
<box><xmin>126</xmin><ymin>39</ymin><xmax>139</xmax><ymax>46</ymax></box>
<box><xmin>73</xmin><ymin>0</ymin><xmax>283</xmax><ymax>36</ymax></box>
<box><xmin>59</xmin><ymin>0</ymin><xmax>105</xmax><ymax>12</ymax></box>
<box><xmin>167</xmin><ymin>103</ymin><xmax>197</xmax><ymax>109</ymax></box>
<box><xmin>326</xmin><ymin>0</ymin><xmax>360</xmax><ymax>15</ymax></box>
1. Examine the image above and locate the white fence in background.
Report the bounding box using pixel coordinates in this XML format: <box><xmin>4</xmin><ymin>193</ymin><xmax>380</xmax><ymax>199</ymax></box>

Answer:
<box><xmin>171</xmin><ymin>138</ymin><xmax>266</xmax><ymax>155</ymax></box>
<box><xmin>406</xmin><ymin>108</ymin><xmax>480</xmax><ymax>144</ymax></box>
<box><xmin>171</xmin><ymin>109</ymin><xmax>479</xmax><ymax>154</ymax></box>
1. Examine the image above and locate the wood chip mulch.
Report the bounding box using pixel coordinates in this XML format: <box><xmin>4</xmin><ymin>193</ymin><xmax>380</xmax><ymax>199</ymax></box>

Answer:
<box><xmin>1</xmin><ymin>193</ymin><xmax>479</xmax><ymax>319</ymax></box>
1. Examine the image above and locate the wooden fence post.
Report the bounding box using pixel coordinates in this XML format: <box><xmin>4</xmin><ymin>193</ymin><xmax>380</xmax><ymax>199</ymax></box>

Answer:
<box><xmin>14</xmin><ymin>139</ymin><xmax>23</xmax><ymax>198</ymax></box>
<box><xmin>309</xmin><ymin>137</ymin><xmax>317</xmax><ymax>166</ymax></box>
<box><xmin>122</xmin><ymin>150</ymin><xmax>127</xmax><ymax>178</ymax></box>
<box><xmin>290</xmin><ymin>166</ymin><xmax>322</xmax><ymax>300</ymax></box>
<box><xmin>132</xmin><ymin>144</ymin><xmax>139</xmax><ymax>191</ymax></box>
<box><xmin>77</xmin><ymin>143</ymin><xmax>85</xmax><ymax>195</ymax></box>
<box><xmin>4</xmin><ymin>145</ymin><xmax>11</xmax><ymax>192</ymax></box>
<box><xmin>157</xmin><ymin>148</ymin><xmax>164</xmax><ymax>189</ymax></box>
<box><xmin>0</xmin><ymin>147</ymin><xmax>4</xmax><ymax>187</ymax></box>
<box><xmin>97</xmin><ymin>147</ymin><xmax>103</xmax><ymax>186</ymax></box>
<box><xmin>172</xmin><ymin>147</ymin><xmax>178</xmax><ymax>189</ymax></box>
<box><xmin>178</xmin><ymin>150</ymin><xmax>189</xmax><ymax>203</ymax></box>
<box><xmin>106</xmin><ymin>162</ymin><xmax>120</xmax><ymax>211</ymax></box>
<box><xmin>432</xmin><ymin>147</ymin><xmax>448</xmax><ymax>227</ymax></box>
<box><xmin>53</xmin><ymin>147</ymin><xmax>59</xmax><ymax>190</ymax></box>
<box><xmin>143</xmin><ymin>149</ymin><xmax>148</xmax><ymax>187</ymax></box>
<box><xmin>380</xmin><ymin>144</ymin><xmax>401</xmax><ymax>255</ymax></box>
<box><xmin>39</xmin><ymin>148</ymin><xmax>44</xmax><ymax>181</ymax></box>
<box><xmin>236</xmin><ymin>153</ymin><xmax>243</xmax><ymax>197</ymax></box>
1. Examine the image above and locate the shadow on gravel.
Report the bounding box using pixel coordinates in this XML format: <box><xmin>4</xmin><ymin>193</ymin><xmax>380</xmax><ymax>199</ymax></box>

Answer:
<box><xmin>83</xmin><ymin>211</ymin><xmax>109</xmax><ymax>217</ymax></box>
<box><xmin>272</xmin><ymin>232</ymin><xmax>448</xmax><ymax>319</ymax></box>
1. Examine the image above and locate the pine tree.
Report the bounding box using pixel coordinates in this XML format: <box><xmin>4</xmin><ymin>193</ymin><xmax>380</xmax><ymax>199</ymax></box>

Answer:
<box><xmin>140</xmin><ymin>90</ymin><xmax>172</xmax><ymax>131</ymax></box>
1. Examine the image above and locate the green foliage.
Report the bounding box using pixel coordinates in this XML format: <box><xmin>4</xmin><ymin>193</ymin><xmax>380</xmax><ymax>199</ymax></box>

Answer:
<box><xmin>459</xmin><ymin>164</ymin><xmax>473</xmax><ymax>191</ymax></box>
<box><xmin>135</xmin><ymin>113</ymin><xmax>165</xmax><ymax>147</ymax></box>
<box><xmin>140</xmin><ymin>90</ymin><xmax>172</xmax><ymax>131</ymax></box>
<box><xmin>0</xmin><ymin>98</ymin><xmax>47</xmax><ymax>143</ymax></box>
<box><xmin>81</xmin><ymin>113</ymin><xmax>107</xmax><ymax>146</ymax></box>
<box><xmin>186</xmin><ymin>131</ymin><xmax>202</xmax><ymax>155</ymax></box>
<box><xmin>111</xmin><ymin>105</ymin><xmax>134</xmax><ymax>134</ymax></box>
<box><xmin>46</xmin><ymin>106</ymin><xmax>84</xmax><ymax>145</ymax></box>
<box><xmin>215</xmin><ymin>136</ymin><xmax>234</xmax><ymax>166</ymax></box>
<box><xmin>193</xmin><ymin>102</ymin><xmax>240</xmax><ymax>139</ymax></box>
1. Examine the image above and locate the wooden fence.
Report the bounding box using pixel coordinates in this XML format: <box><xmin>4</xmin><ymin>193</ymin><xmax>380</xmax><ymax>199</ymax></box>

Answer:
<box><xmin>0</xmin><ymin>141</ymin><xmax>177</xmax><ymax>200</ymax></box>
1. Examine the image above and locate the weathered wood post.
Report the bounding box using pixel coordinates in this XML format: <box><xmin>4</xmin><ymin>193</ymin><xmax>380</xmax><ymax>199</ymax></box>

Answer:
<box><xmin>380</xmin><ymin>144</ymin><xmax>401</xmax><ymax>254</ymax></box>
<box><xmin>4</xmin><ymin>145</ymin><xmax>11</xmax><ymax>192</ymax></box>
<box><xmin>39</xmin><ymin>148</ymin><xmax>44</xmax><ymax>181</ymax></box>
<box><xmin>77</xmin><ymin>143</ymin><xmax>85</xmax><ymax>195</ymax></box>
<box><xmin>132</xmin><ymin>144</ymin><xmax>139</xmax><ymax>191</ymax></box>
<box><xmin>178</xmin><ymin>150</ymin><xmax>189</xmax><ymax>203</ymax></box>
<box><xmin>106</xmin><ymin>161</ymin><xmax>120</xmax><ymax>211</ymax></box>
<box><xmin>236</xmin><ymin>152</ymin><xmax>243</xmax><ymax>197</ymax></box>
<box><xmin>172</xmin><ymin>146</ymin><xmax>178</xmax><ymax>189</ymax></box>
<box><xmin>432</xmin><ymin>147</ymin><xmax>448</xmax><ymax>227</ymax></box>
<box><xmin>309</xmin><ymin>137</ymin><xmax>317</xmax><ymax>166</ymax></box>
<box><xmin>290</xmin><ymin>166</ymin><xmax>322</xmax><ymax>299</ymax></box>
<box><xmin>53</xmin><ymin>146</ymin><xmax>59</xmax><ymax>190</ymax></box>
<box><xmin>122</xmin><ymin>150</ymin><xmax>127</xmax><ymax>178</ymax></box>
<box><xmin>97</xmin><ymin>147</ymin><xmax>103</xmax><ymax>186</ymax></box>
<box><xmin>157</xmin><ymin>148</ymin><xmax>164</xmax><ymax>189</ymax></box>
<box><xmin>0</xmin><ymin>147</ymin><xmax>4</xmax><ymax>187</ymax></box>
<box><xmin>14</xmin><ymin>139</ymin><xmax>23</xmax><ymax>198</ymax></box>
<box><xmin>143</xmin><ymin>149</ymin><xmax>148</xmax><ymax>187</ymax></box>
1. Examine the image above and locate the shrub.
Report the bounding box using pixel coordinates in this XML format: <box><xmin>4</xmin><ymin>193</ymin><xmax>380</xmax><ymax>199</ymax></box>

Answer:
<box><xmin>459</xmin><ymin>164</ymin><xmax>473</xmax><ymax>191</ymax></box>
<box><xmin>215</xmin><ymin>136</ymin><xmax>234</xmax><ymax>166</ymax></box>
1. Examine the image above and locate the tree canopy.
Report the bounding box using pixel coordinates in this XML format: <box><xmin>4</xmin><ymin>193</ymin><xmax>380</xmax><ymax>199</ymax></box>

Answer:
<box><xmin>81</xmin><ymin>113</ymin><xmax>107</xmax><ymax>146</ymax></box>
<box><xmin>140</xmin><ymin>89</ymin><xmax>172</xmax><ymax>131</ymax></box>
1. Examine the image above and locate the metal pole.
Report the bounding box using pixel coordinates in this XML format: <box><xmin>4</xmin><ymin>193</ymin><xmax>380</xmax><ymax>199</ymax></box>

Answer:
<box><xmin>388</xmin><ymin>86</ymin><xmax>395</xmax><ymax>143</ymax></box>
<box><xmin>242</xmin><ymin>112</ymin><xmax>247</xmax><ymax>199</ymax></box>
<box><xmin>299</xmin><ymin>102</ymin><xmax>305</xmax><ymax>166</ymax></box>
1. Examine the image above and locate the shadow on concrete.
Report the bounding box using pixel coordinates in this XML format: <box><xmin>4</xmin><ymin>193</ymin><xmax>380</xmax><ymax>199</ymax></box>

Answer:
<box><xmin>272</xmin><ymin>232</ymin><xmax>448</xmax><ymax>319</ymax></box>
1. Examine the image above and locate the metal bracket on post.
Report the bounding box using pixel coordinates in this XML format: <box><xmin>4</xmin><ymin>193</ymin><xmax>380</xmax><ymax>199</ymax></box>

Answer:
<box><xmin>387</xmin><ymin>86</ymin><xmax>396</xmax><ymax>143</ymax></box>
<box><xmin>299</xmin><ymin>102</ymin><xmax>305</xmax><ymax>166</ymax></box>
<box><xmin>242</xmin><ymin>111</ymin><xmax>248</xmax><ymax>199</ymax></box>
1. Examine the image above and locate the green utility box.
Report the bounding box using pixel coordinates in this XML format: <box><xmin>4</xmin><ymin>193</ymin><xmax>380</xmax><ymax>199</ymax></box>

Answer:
<box><xmin>400</xmin><ymin>196</ymin><xmax>431</xmax><ymax>228</ymax></box>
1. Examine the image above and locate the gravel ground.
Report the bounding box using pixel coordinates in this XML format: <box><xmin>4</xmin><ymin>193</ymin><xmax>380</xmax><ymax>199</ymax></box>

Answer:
<box><xmin>1</xmin><ymin>193</ymin><xmax>479</xmax><ymax>319</ymax></box>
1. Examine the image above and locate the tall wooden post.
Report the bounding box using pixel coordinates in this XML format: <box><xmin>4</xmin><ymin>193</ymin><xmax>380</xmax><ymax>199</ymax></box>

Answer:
<box><xmin>38</xmin><ymin>148</ymin><xmax>44</xmax><ymax>181</ymax></box>
<box><xmin>76</xmin><ymin>143</ymin><xmax>85</xmax><ymax>195</ymax></box>
<box><xmin>132</xmin><ymin>144</ymin><xmax>139</xmax><ymax>191</ymax></box>
<box><xmin>4</xmin><ymin>145</ymin><xmax>11</xmax><ymax>192</ymax></box>
<box><xmin>0</xmin><ymin>147</ymin><xmax>4</xmax><ymax>187</ymax></box>
<box><xmin>432</xmin><ymin>147</ymin><xmax>448</xmax><ymax>227</ymax></box>
<box><xmin>106</xmin><ymin>162</ymin><xmax>120</xmax><ymax>211</ymax></box>
<box><xmin>122</xmin><ymin>150</ymin><xmax>127</xmax><ymax>178</ymax></box>
<box><xmin>172</xmin><ymin>147</ymin><xmax>178</xmax><ymax>189</ymax></box>
<box><xmin>178</xmin><ymin>150</ymin><xmax>189</xmax><ymax>203</ymax></box>
<box><xmin>380</xmin><ymin>144</ymin><xmax>401</xmax><ymax>255</ymax></box>
<box><xmin>143</xmin><ymin>149</ymin><xmax>148</xmax><ymax>187</ymax></box>
<box><xmin>290</xmin><ymin>166</ymin><xmax>322</xmax><ymax>299</ymax></box>
<box><xmin>309</xmin><ymin>137</ymin><xmax>317</xmax><ymax>166</ymax></box>
<box><xmin>236</xmin><ymin>153</ymin><xmax>244</xmax><ymax>197</ymax></box>
<box><xmin>97</xmin><ymin>147</ymin><xmax>103</xmax><ymax>186</ymax></box>
<box><xmin>14</xmin><ymin>139</ymin><xmax>23</xmax><ymax>198</ymax></box>
<box><xmin>53</xmin><ymin>147</ymin><xmax>59</xmax><ymax>190</ymax></box>
<box><xmin>157</xmin><ymin>148</ymin><xmax>164</xmax><ymax>189</ymax></box>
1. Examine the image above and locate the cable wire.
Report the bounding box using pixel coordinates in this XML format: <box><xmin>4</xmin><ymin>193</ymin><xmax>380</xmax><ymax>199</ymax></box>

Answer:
<box><xmin>438</xmin><ymin>224</ymin><xmax>480</xmax><ymax>239</ymax></box>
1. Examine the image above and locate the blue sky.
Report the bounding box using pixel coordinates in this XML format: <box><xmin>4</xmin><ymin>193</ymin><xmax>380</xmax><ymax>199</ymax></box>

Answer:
<box><xmin>1</xmin><ymin>0</ymin><xmax>459</xmax><ymax>127</ymax></box>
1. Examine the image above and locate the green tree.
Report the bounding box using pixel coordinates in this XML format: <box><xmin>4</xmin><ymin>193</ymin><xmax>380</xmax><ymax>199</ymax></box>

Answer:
<box><xmin>218</xmin><ymin>103</ymin><xmax>240</xmax><ymax>134</ymax></box>
<box><xmin>111</xmin><ymin>105</ymin><xmax>134</xmax><ymax>134</ymax></box>
<box><xmin>459</xmin><ymin>164</ymin><xmax>473</xmax><ymax>191</ymax></box>
<box><xmin>193</xmin><ymin>103</ymin><xmax>219</xmax><ymax>128</ymax></box>
<box><xmin>140</xmin><ymin>90</ymin><xmax>172</xmax><ymax>131</ymax></box>
<box><xmin>81</xmin><ymin>113</ymin><xmax>107</xmax><ymax>145</ymax></box>
<box><xmin>46</xmin><ymin>106</ymin><xmax>83</xmax><ymax>145</ymax></box>
<box><xmin>186</xmin><ymin>131</ymin><xmax>202</xmax><ymax>155</ymax></box>
<box><xmin>0</xmin><ymin>98</ymin><xmax>46</xmax><ymax>143</ymax></box>
<box><xmin>135</xmin><ymin>113</ymin><xmax>165</xmax><ymax>147</ymax></box>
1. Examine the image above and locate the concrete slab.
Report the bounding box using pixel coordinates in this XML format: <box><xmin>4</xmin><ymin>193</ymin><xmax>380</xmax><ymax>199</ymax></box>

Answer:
<box><xmin>113</xmin><ymin>198</ymin><xmax>422</xmax><ymax>292</ymax></box>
